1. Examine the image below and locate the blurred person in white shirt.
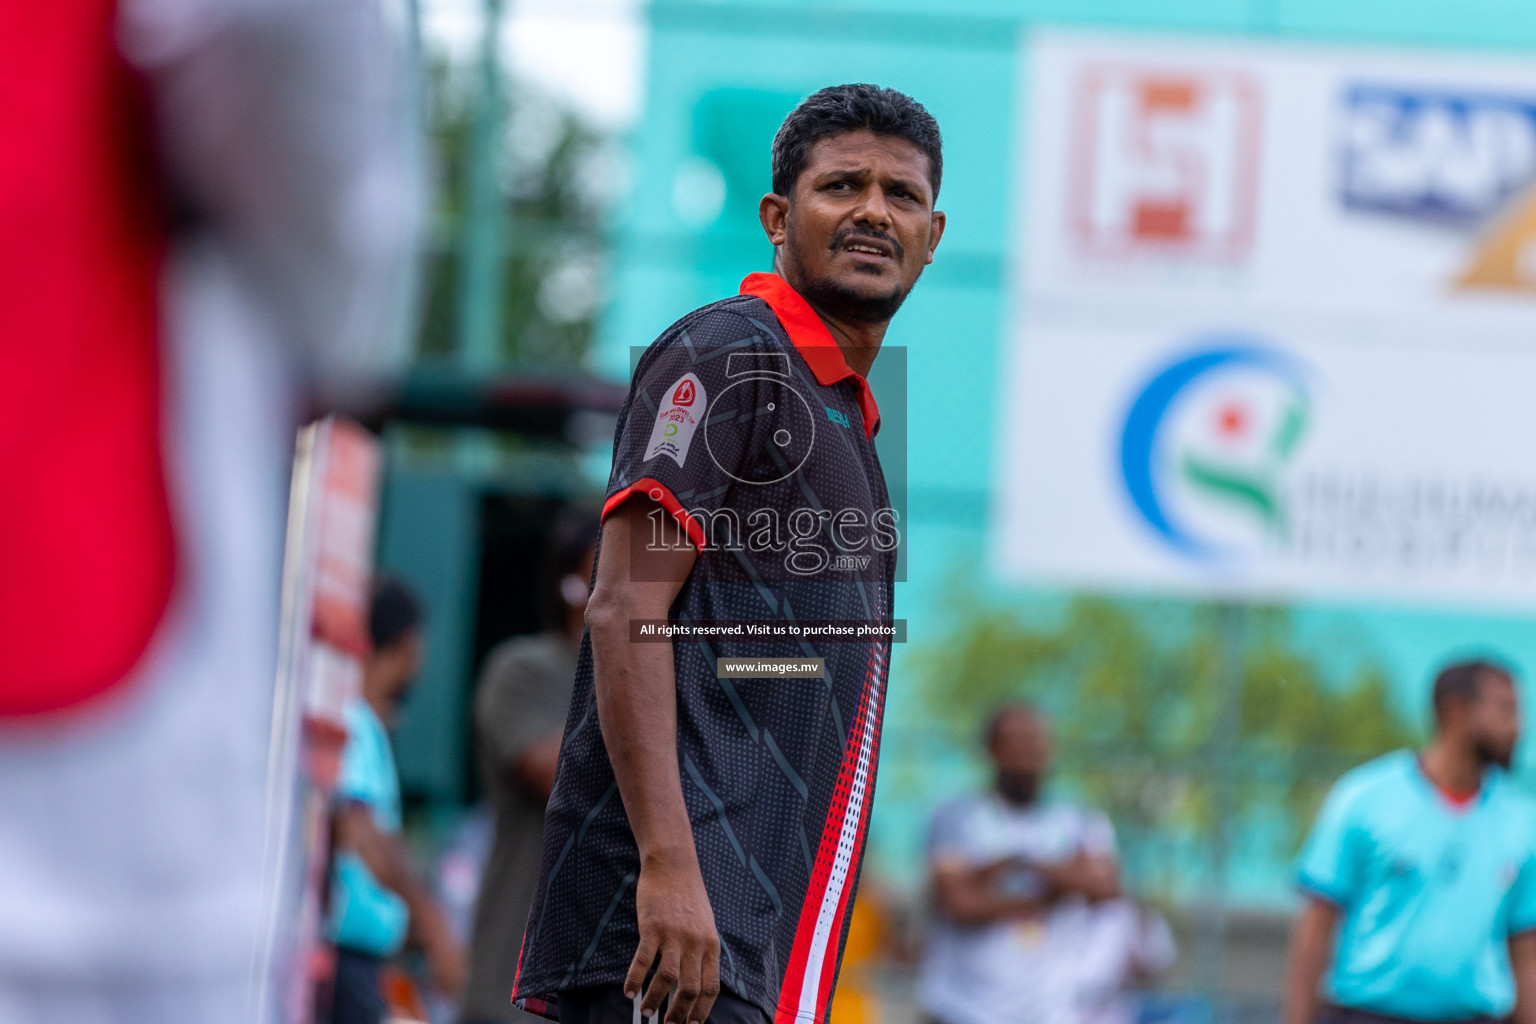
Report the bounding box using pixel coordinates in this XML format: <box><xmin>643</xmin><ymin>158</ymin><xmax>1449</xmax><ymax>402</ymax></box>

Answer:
<box><xmin>0</xmin><ymin>0</ymin><xmax>419</xmax><ymax>1020</ymax></box>
<box><xmin>1053</xmin><ymin>898</ymin><xmax>1176</xmax><ymax>1024</ymax></box>
<box><xmin>918</xmin><ymin>705</ymin><xmax>1126</xmax><ymax>1024</ymax></box>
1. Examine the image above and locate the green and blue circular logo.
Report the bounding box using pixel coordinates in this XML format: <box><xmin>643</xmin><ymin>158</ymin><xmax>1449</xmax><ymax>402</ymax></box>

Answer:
<box><xmin>1120</xmin><ymin>341</ymin><xmax>1312</xmax><ymax>561</ymax></box>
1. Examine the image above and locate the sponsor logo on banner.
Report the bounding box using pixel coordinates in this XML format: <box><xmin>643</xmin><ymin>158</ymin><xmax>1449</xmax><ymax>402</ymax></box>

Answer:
<box><xmin>645</xmin><ymin>373</ymin><xmax>707</xmax><ymax>466</ymax></box>
<box><xmin>1120</xmin><ymin>342</ymin><xmax>1311</xmax><ymax>560</ymax></box>
<box><xmin>1070</xmin><ymin>67</ymin><xmax>1261</xmax><ymax>262</ymax></box>
<box><xmin>1339</xmin><ymin>85</ymin><xmax>1536</xmax><ymax>222</ymax></box>
<box><xmin>1119</xmin><ymin>339</ymin><xmax>1536</xmax><ymax>581</ymax></box>
<box><xmin>1338</xmin><ymin>84</ymin><xmax>1536</xmax><ymax>294</ymax></box>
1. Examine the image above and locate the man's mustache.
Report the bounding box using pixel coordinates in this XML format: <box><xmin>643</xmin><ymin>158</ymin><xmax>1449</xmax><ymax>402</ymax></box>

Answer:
<box><xmin>828</xmin><ymin>228</ymin><xmax>905</xmax><ymax>263</ymax></box>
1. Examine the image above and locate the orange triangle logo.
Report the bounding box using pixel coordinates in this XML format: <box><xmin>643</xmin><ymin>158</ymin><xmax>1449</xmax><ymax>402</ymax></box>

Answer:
<box><xmin>1455</xmin><ymin>182</ymin><xmax>1536</xmax><ymax>294</ymax></box>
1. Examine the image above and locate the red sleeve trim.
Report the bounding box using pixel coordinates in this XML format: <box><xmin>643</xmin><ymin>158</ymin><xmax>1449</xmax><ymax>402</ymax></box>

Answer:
<box><xmin>601</xmin><ymin>477</ymin><xmax>706</xmax><ymax>554</ymax></box>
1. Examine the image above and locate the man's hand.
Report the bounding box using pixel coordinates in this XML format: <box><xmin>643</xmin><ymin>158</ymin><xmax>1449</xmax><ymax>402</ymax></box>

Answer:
<box><xmin>625</xmin><ymin>849</ymin><xmax>722</xmax><ymax>1024</ymax></box>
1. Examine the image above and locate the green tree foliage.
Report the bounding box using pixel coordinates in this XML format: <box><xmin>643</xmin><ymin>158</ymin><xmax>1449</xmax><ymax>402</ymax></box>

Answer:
<box><xmin>417</xmin><ymin>59</ymin><xmax>615</xmax><ymax>368</ymax></box>
<box><xmin>912</xmin><ymin>594</ymin><xmax>1417</xmax><ymax>895</ymax></box>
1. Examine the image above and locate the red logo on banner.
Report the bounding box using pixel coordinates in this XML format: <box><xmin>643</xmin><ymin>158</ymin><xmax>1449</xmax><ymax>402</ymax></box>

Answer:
<box><xmin>1069</xmin><ymin>67</ymin><xmax>1261</xmax><ymax>261</ymax></box>
<box><xmin>673</xmin><ymin>379</ymin><xmax>696</xmax><ymax>406</ymax></box>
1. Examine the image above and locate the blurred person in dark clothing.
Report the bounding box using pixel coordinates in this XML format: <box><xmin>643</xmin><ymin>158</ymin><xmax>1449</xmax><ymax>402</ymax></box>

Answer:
<box><xmin>461</xmin><ymin>507</ymin><xmax>600</xmax><ymax>1024</ymax></box>
<box><xmin>324</xmin><ymin>576</ymin><xmax>465</xmax><ymax>1024</ymax></box>
<box><xmin>0</xmin><ymin>0</ymin><xmax>416</xmax><ymax>1019</ymax></box>
<box><xmin>1285</xmin><ymin>658</ymin><xmax>1536</xmax><ymax>1024</ymax></box>
<box><xmin>512</xmin><ymin>84</ymin><xmax>936</xmax><ymax>1024</ymax></box>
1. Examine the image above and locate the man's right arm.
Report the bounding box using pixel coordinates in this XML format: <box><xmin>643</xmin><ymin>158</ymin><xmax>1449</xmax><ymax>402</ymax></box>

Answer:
<box><xmin>584</xmin><ymin>498</ymin><xmax>720</xmax><ymax>1024</ymax></box>
<box><xmin>1283</xmin><ymin>896</ymin><xmax>1339</xmax><ymax>1024</ymax></box>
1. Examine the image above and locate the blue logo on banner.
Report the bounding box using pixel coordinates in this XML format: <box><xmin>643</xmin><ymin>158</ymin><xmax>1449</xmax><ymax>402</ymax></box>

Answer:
<box><xmin>1120</xmin><ymin>342</ymin><xmax>1311</xmax><ymax>561</ymax></box>
<box><xmin>1339</xmin><ymin>84</ymin><xmax>1536</xmax><ymax>224</ymax></box>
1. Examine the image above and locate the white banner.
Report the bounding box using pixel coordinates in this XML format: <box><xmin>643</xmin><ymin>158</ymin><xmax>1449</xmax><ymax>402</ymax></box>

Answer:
<box><xmin>1020</xmin><ymin>30</ymin><xmax>1536</xmax><ymax>320</ymax></box>
<box><xmin>998</xmin><ymin>305</ymin><xmax>1536</xmax><ymax>606</ymax></box>
<box><xmin>999</xmin><ymin>31</ymin><xmax>1536</xmax><ymax>607</ymax></box>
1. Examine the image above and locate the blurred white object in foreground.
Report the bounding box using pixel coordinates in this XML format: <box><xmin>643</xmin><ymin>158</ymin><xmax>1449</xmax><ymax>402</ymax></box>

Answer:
<box><xmin>0</xmin><ymin>0</ymin><xmax>420</xmax><ymax>1019</ymax></box>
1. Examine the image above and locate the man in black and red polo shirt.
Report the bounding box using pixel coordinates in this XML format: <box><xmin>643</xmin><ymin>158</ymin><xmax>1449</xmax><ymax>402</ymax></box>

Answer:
<box><xmin>511</xmin><ymin>84</ymin><xmax>946</xmax><ymax>1024</ymax></box>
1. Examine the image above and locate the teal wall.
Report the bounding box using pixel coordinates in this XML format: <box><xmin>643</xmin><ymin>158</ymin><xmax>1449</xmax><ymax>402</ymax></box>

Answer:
<box><xmin>602</xmin><ymin>0</ymin><xmax>1536</xmax><ymax>902</ymax></box>
<box><xmin>377</xmin><ymin>466</ymin><xmax>482</xmax><ymax>802</ymax></box>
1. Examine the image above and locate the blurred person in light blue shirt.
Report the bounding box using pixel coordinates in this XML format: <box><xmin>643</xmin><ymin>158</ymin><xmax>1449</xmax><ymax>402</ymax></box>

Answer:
<box><xmin>322</xmin><ymin>577</ymin><xmax>464</xmax><ymax>1024</ymax></box>
<box><xmin>332</xmin><ymin>698</ymin><xmax>409</xmax><ymax>957</ymax></box>
<box><xmin>1284</xmin><ymin>658</ymin><xmax>1536</xmax><ymax>1024</ymax></box>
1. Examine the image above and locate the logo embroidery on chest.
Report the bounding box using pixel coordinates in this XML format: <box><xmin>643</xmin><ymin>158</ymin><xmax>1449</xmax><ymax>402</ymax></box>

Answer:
<box><xmin>645</xmin><ymin>373</ymin><xmax>707</xmax><ymax>467</ymax></box>
<box><xmin>825</xmin><ymin>406</ymin><xmax>851</xmax><ymax>429</ymax></box>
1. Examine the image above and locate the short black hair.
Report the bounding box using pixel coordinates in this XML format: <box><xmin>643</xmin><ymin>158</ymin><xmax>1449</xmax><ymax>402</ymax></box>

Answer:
<box><xmin>539</xmin><ymin>503</ymin><xmax>601</xmax><ymax>629</ymax></box>
<box><xmin>370</xmin><ymin>574</ymin><xmax>423</xmax><ymax>652</ymax></box>
<box><xmin>1432</xmin><ymin>658</ymin><xmax>1515</xmax><ymax>721</ymax></box>
<box><xmin>771</xmin><ymin>84</ymin><xmax>943</xmax><ymax>201</ymax></box>
<box><xmin>985</xmin><ymin>702</ymin><xmax>1039</xmax><ymax>746</ymax></box>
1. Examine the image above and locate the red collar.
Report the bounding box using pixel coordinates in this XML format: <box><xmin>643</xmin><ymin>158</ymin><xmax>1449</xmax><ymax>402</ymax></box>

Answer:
<box><xmin>739</xmin><ymin>272</ymin><xmax>881</xmax><ymax>440</ymax></box>
<box><xmin>1418</xmin><ymin>757</ymin><xmax>1481</xmax><ymax>811</ymax></box>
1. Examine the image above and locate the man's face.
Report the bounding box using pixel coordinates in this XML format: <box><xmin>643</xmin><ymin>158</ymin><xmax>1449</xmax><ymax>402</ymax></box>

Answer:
<box><xmin>376</xmin><ymin>629</ymin><xmax>423</xmax><ymax>720</ymax></box>
<box><xmin>761</xmin><ymin>129</ymin><xmax>945</xmax><ymax>324</ymax></box>
<box><xmin>1468</xmin><ymin>672</ymin><xmax>1521</xmax><ymax>769</ymax></box>
<box><xmin>988</xmin><ymin>710</ymin><xmax>1051</xmax><ymax>806</ymax></box>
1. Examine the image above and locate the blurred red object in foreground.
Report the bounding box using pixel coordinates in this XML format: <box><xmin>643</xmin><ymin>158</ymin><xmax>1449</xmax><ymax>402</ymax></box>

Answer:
<box><xmin>0</xmin><ymin>0</ymin><xmax>176</xmax><ymax>716</ymax></box>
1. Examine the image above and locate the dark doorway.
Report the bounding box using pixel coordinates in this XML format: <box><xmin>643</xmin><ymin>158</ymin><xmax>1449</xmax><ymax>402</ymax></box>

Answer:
<box><xmin>463</xmin><ymin>491</ymin><xmax>566</xmax><ymax>801</ymax></box>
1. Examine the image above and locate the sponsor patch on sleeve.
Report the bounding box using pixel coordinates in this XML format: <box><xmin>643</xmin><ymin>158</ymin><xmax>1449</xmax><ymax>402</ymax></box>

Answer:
<box><xmin>644</xmin><ymin>373</ymin><xmax>707</xmax><ymax>466</ymax></box>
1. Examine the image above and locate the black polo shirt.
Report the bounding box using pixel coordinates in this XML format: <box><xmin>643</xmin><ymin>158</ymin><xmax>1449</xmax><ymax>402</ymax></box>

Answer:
<box><xmin>512</xmin><ymin>273</ymin><xmax>896</xmax><ymax>1024</ymax></box>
